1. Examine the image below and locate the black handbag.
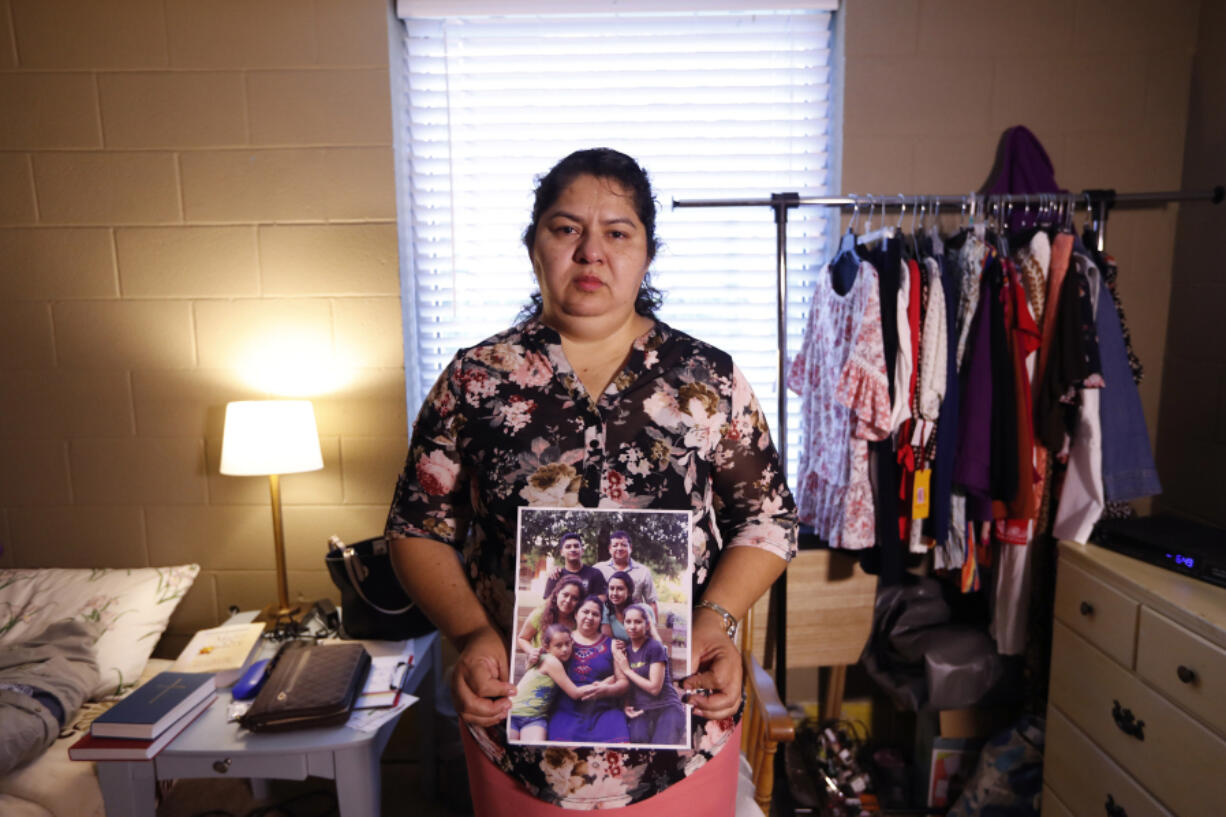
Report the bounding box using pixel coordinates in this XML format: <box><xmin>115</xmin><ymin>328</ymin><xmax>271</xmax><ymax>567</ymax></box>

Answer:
<box><xmin>240</xmin><ymin>640</ymin><xmax>371</xmax><ymax>732</ymax></box>
<box><xmin>324</xmin><ymin>535</ymin><xmax>436</xmax><ymax>640</ymax></box>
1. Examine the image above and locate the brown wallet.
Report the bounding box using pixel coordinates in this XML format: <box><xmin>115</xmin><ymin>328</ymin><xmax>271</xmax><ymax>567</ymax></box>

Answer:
<box><xmin>240</xmin><ymin>640</ymin><xmax>371</xmax><ymax>732</ymax></box>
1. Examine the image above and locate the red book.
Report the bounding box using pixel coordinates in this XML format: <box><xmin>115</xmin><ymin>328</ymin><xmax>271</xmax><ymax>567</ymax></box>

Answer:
<box><xmin>68</xmin><ymin>694</ymin><xmax>216</xmax><ymax>761</ymax></box>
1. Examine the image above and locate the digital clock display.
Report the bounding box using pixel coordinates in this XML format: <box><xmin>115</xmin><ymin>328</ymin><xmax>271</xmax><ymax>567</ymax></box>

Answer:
<box><xmin>1164</xmin><ymin>552</ymin><xmax>1196</xmax><ymax>569</ymax></box>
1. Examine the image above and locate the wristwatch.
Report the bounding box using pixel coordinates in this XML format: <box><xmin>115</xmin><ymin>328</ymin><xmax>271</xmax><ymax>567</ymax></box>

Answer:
<box><xmin>696</xmin><ymin>599</ymin><xmax>738</xmax><ymax>639</ymax></box>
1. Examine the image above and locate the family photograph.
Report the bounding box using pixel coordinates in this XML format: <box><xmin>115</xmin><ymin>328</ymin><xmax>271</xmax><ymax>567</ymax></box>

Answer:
<box><xmin>508</xmin><ymin>507</ymin><xmax>693</xmax><ymax>750</ymax></box>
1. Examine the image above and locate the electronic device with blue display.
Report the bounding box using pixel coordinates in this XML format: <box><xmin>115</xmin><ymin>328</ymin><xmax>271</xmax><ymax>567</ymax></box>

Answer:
<box><xmin>1091</xmin><ymin>514</ymin><xmax>1226</xmax><ymax>589</ymax></box>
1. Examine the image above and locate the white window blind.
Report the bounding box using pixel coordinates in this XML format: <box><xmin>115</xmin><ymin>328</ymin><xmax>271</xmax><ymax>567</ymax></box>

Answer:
<box><xmin>390</xmin><ymin>7</ymin><xmax>839</xmax><ymax>483</ymax></box>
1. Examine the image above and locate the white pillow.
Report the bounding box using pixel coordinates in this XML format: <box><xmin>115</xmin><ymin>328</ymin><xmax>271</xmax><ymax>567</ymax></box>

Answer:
<box><xmin>0</xmin><ymin>565</ymin><xmax>200</xmax><ymax>700</ymax></box>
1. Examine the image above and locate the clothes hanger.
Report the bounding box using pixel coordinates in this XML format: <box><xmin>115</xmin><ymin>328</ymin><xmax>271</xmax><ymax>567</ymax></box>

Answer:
<box><xmin>897</xmin><ymin>195</ymin><xmax>916</xmax><ymax>260</ymax></box>
<box><xmin>859</xmin><ymin>194</ymin><xmax>896</xmax><ymax>246</ymax></box>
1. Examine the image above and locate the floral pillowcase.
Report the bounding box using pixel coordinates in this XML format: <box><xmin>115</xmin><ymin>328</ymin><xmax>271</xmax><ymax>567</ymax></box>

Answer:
<box><xmin>0</xmin><ymin>565</ymin><xmax>200</xmax><ymax>699</ymax></box>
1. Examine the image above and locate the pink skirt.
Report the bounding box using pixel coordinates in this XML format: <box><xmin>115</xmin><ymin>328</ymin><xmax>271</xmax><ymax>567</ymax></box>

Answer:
<box><xmin>459</xmin><ymin>723</ymin><xmax>742</xmax><ymax>816</ymax></box>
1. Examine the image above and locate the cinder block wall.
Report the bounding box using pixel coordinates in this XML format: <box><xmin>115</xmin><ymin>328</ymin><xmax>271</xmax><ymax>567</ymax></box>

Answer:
<box><xmin>0</xmin><ymin>0</ymin><xmax>404</xmax><ymax>653</ymax></box>
<box><xmin>0</xmin><ymin>0</ymin><xmax>1212</xmax><ymax>663</ymax></box>
<box><xmin>842</xmin><ymin>0</ymin><xmax>1201</xmax><ymax>471</ymax></box>
<box><xmin>1156</xmin><ymin>0</ymin><xmax>1226</xmax><ymax>526</ymax></box>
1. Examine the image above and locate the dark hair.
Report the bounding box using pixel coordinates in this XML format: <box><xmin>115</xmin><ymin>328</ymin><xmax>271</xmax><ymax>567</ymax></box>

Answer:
<box><xmin>609</xmin><ymin>529</ymin><xmax>632</xmax><ymax>544</ymax></box>
<box><xmin>558</xmin><ymin>531</ymin><xmax>582</xmax><ymax>547</ymax></box>
<box><xmin>519</xmin><ymin>148</ymin><xmax>664</xmax><ymax>320</ymax></box>
<box><xmin>540</xmin><ymin>575</ymin><xmax>585</xmax><ymax>631</ymax></box>
<box><xmin>606</xmin><ymin>570</ymin><xmax>634</xmax><ymax>614</ymax></box>
<box><xmin>535</xmin><ymin>622</ymin><xmax>572</xmax><ymax>667</ymax></box>
<box><xmin>541</xmin><ymin>623</ymin><xmax>571</xmax><ymax>648</ymax></box>
<box><xmin>578</xmin><ymin>594</ymin><xmax>605</xmax><ymax>616</ymax></box>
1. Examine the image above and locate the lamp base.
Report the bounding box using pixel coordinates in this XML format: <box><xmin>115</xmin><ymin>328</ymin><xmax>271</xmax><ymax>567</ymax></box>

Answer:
<box><xmin>255</xmin><ymin>600</ymin><xmax>313</xmax><ymax>632</ymax></box>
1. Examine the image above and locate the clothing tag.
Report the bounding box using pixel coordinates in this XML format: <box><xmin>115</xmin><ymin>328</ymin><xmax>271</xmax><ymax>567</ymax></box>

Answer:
<box><xmin>909</xmin><ymin>422</ymin><xmax>924</xmax><ymax>447</ymax></box>
<box><xmin>911</xmin><ymin>469</ymin><xmax>931</xmax><ymax>519</ymax></box>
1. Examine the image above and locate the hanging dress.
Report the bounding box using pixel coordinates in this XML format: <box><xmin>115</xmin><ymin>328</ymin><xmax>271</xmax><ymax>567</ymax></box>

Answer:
<box><xmin>789</xmin><ymin>260</ymin><xmax>891</xmax><ymax>550</ymax></box>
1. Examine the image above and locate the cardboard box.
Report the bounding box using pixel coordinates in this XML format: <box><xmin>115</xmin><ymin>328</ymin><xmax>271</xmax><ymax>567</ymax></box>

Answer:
<box><xmin>927</xmin><ymin>736</ymin><xmax>984</xmax><ymax>808</ymax></box>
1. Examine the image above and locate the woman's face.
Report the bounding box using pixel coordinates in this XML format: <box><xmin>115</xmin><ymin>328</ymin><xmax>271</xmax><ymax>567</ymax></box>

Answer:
<box><xmin>555</xmin><ymin>583</ymin><xmax>581</xmax><ymax>615</ymax></box>
<box><xmin>608</xmin><ymin>578</ymin><xmax>629</xmax><ymax>607</ymax></box>
<box><xmin>624</xmin><ymin>608</ymin><xmax>647</xmax><ymax>641</ymax></box>
<box><xmin>529</xmin><ymin>173</ymin><xmax>650</xmax><ymax>326</ymax></box>
<box><xmin>576</xmin><ymin>599</ymin><xmax>603</xmax><ymax>636</ymax></box>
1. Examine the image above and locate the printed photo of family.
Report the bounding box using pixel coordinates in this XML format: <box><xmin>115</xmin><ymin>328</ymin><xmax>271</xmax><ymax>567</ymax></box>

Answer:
<box><xmin>508</xmin><ymin>507</ymin><xmax>693</xmax><ymax>750</ymax></box>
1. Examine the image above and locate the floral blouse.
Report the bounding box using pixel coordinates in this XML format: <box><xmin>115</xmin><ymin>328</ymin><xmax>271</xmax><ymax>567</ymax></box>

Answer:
<box><xmin>385</xmin><ymin>317</ymin><xmax>797</xmax><ymax>809</ymax></box>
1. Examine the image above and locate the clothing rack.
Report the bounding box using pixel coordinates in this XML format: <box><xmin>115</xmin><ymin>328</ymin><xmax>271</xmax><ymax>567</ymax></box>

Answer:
<box><xmin>672</xmin><ymin>185</ymin><xmax>1224</xmax><ymax>700</ymax></box>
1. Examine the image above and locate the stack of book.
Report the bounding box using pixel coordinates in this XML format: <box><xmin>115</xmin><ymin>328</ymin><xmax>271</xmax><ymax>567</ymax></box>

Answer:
<box><xmin>68</xmin><ymin>672</ymin><xmax>217</xmax><ymax>761</ymax></box>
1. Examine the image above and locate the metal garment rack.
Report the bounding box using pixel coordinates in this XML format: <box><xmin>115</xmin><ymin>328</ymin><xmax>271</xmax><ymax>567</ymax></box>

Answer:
<box><xmin>673</xmin><ymin>185</ymin><xmax>1224</xmax><ymax>700</ymax></box>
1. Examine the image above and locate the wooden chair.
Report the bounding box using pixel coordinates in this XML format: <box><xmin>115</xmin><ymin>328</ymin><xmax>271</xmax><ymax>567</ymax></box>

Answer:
<box><xmin>739</xmin><ymin>605</ymin><xmax>796</xmax><ymax>814</ymax></box>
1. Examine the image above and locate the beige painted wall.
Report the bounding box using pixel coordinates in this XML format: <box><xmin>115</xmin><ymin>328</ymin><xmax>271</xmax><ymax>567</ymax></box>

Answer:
<box><xmin>1156</xmin><ymin>0</ymin><xmax>1226</xmax><ymax>526</ymax></box>
<box><xmin>0</xmin><ymin>0</ymin><xmax>404</xmax><ymax>654</ymax></box>
<box><xmin>0</xmin><ymin>0</ymin><xmax>1210</xmax><ymax>658</ymax></box>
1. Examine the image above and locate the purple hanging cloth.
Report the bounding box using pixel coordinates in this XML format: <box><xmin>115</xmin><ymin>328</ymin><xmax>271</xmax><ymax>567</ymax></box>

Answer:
<box><xmin>984</xmin><ymin>126</ymin><xmax>1067</xmax><ymax>230</ymax></box>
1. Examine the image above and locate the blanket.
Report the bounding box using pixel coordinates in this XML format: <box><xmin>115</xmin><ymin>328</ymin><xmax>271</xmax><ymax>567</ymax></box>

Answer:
<box><xmin>0</xmin><ymin>620</ymin><xmax>100</xmax><ymax>774</ymax></box>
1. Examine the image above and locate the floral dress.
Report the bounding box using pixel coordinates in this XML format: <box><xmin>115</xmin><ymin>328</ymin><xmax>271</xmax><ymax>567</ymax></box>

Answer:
<box><xmin>787</xmin><ymin>261</ymin><xmax>891</xmax><ymax>549</ymax></box>
<box><xmin>385</xmin><ymin>318</ymin><xmax>797</xmax><ymax>809</ymax></box>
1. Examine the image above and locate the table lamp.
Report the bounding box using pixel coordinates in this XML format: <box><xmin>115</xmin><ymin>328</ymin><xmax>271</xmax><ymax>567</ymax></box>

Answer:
<box><xmin>220</xmin><ymin>400</ymin><xmax>323</xmax><ymax>623</ymax></box>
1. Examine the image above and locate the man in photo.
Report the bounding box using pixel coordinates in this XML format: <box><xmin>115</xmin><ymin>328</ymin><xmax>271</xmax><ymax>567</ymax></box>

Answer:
<box><xmin>595</xmin><ymin>530</ymin><xmax>658</xmax><ymax>622</ymax></box>
<box><xmin>542</xmin><ymin>531</ymin><xmax>607</xmax><ymax>600</ymax></box>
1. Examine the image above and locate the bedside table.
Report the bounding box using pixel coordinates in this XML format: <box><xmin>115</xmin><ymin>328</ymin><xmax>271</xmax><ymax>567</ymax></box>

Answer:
<box><xmin>94</xmin><ymin>631</ymin><xmax>440</xmax><ymax>817</ymax></box>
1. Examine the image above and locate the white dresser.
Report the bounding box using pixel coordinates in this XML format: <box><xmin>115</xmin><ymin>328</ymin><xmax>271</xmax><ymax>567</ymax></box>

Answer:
<box><xmin>1043</xmin><ymin>540</ymin><xmax>1226</xmax><ymax>817</ymax></box>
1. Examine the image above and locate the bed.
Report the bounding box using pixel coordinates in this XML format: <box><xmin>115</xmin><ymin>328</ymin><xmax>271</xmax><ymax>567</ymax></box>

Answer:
<box><xmin>0</xmin><ymin>566</ymin><xmax>200</xmax><ymax>817</ymax></box>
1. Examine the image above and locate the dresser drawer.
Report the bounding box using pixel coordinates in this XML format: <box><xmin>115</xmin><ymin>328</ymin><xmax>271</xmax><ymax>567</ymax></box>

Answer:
<box><xmin>1054</xmin><ymin>559</ymin><xmax>1139</xmax><ymax>667</ymax></box>
<box><xmin>1044</xmin><ymin>706</ymin><xmax>1173</xmax><ymax>817</ymax></box>
<box><xmin>1041</xmin><ymin>786</ymin><xmax>1074</xmax><ymax>817</ymax></box>
<box><xmin>1137</xmin><ymin>606</ymin><xmax>1226</xmax><ymax>738</ymax></box>
<box><xmin>1049</xmin><ymin>621</ymin><xmax>1226</xmax><ymax>816</ymax></box>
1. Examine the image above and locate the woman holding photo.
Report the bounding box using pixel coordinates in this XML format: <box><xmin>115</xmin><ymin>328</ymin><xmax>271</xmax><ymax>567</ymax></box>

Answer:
<box><xmin>614</xmin><ymin>603</ymin><xmax>685</xmax><ymax>746</ymax></box>
<box><xmin>546</xmin><ymin>596</ymin><xmax>629</xmax><ymax>744</ymax></box>
<box><xmin>516</xmin><ymin>575</ymin><xmax>584</xmax><ymax>667</ymax></box>
<box><xmin>386</xmin><ymin>148</ymin><xmax>797</xmax><ymax>815</ymax></box>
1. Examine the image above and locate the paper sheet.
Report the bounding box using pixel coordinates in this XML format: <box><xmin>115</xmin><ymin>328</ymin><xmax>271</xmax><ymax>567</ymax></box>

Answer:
<box><xmin>347</xmin><ymin>695</ymin><xmax>417</xmax><ymax>733</ymax></box>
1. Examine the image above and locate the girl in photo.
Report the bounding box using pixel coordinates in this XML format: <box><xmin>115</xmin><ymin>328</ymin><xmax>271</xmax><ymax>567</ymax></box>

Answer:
<box><xmin>516</xmin><ymin>575</ymin><xmax>584</xmax><ymax>667</ymax></box>
<box><xmin>602</xmin><ymin>570</ymin><xmax>635</xmax><ymax>640</ymax></box>
<box><xmin>546</xmin><ymin>596</ymin><xmax>630</xmax><ymax>743</ymax></box>
<box><xmin>508</xmin><ymin>624</ymin><xmax>597</xmax><ymax>742</ymax></box>
<box><xmin>614</xmin><ymin>603</ymin><xmax>686</xmax><ymax>746</ymax></box>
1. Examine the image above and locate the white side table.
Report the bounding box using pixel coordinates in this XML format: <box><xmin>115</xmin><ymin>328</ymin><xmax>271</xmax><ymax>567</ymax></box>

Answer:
<box><xmin>95</xmin><ymin>631</ymin><xmax>440</xmax><ymax>817</ymax></box>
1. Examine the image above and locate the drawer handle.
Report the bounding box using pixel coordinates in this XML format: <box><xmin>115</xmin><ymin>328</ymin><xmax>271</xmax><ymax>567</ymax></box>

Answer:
<box><xmin>1111</xmin><ymin>700</ymin><xmax>1145</xmax><ymax>741</ymax></box>
<box><xmin>1176</xmin><ymin>665</ymin><xmax>1197</xmax><ymax>684</ymax></box>
<box><xmin>1079</xmin><ymin>601</ymin><xmax>1094</xmax><ymax>616</ymax></box>
<box><xmin>1105</xmin><ymin>794</ymin><xmax>1128</xmax><ymax>817</ymax></box>
<box><xmin>212</xmin><ymin>758</ymin><xmax>232</xmax><ymax>774</ymax></box>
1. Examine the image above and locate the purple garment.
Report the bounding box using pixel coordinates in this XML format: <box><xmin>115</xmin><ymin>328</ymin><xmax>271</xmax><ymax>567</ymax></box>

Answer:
<box><xmin>1096</xmin><ymin>282</ymin><xmax>1162</xmax><ymax>501</ymax></box>
<box><xmin>548</xmin><ymin>635</ymin><xmax>629</xmax><ymax>743</ymax></box>
<box><xmin>986</xmin><ymin>125</ymin><xmax>1066</xmax><ymax>231</ymax></box>
<box><xmin>954</xmin><ymin>281</ymin><xmax>994</xmax><ymax>520</ymax></box>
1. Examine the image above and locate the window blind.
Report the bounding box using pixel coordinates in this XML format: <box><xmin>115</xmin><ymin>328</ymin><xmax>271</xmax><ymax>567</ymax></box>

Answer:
<box><xmin>390</xmin><ymin>8</ymin><xmax>839</xmax><ymax>483</ymax></box>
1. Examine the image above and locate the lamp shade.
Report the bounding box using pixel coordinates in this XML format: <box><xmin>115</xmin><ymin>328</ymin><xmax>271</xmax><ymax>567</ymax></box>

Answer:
<box><xmin>219</xmin><ymin>400</ymin><xmax>324</xmax><ymax>476</ymax></box>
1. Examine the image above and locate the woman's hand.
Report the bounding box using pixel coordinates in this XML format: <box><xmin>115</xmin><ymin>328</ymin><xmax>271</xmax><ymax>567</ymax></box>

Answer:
<box><xmin>680</xmin><ymin>610</ymin><xmax>742</xmax><ymax>720</ymax></box>
<box><xmin>625</xmin><ymin>705</ymin><xmax>643</xmax><ymax>719</ymax></box>
<box><xmin>524</xmin><ymin>645</ymin><xmax>542</xmax><ymax>667</ymax></box>
<box><xmin>451</xmin><ymin>625</ymin><xmax>516</xmax><ymax>726</ymax></box>
<box><xmin>611</xmin><ymin>639</ymin><xmax>629</xmax><ymax>671</ymax></box>
<box><xmin>580</xmin><ymin>677</ymin><xmax>620</xmax><ymax>700</ymax></box>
